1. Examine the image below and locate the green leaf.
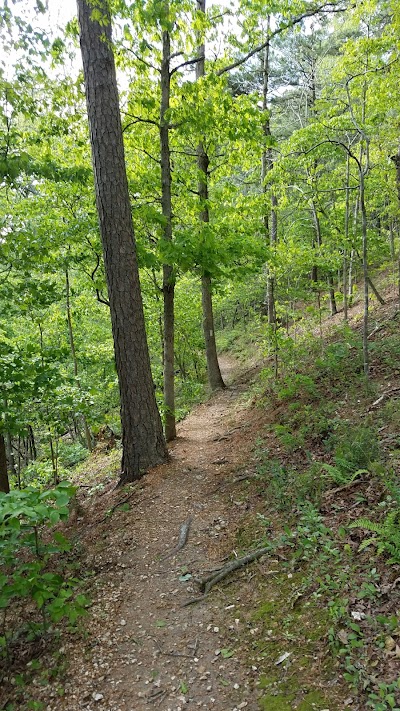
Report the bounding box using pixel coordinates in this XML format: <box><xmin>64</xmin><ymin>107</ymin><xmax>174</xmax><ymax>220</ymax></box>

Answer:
<box><xmin>221</xmin><ymin>648</ymin><xmax>235</xmax><ymax>659</ymax></box>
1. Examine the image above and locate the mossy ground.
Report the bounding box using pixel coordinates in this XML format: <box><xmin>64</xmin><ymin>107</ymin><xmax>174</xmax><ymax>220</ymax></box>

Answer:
<box><xmin>248</xmin><ymin>569</ymin><xmax>343</xmax><ymax>710</ymax></box>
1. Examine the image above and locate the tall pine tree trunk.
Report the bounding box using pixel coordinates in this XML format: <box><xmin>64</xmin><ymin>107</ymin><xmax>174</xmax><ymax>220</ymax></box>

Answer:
<box><xmin>196</xmin><ymin>0</ymin><xmax>225</xmax><ymax>390</ymax></box>
<box><xmin>77</xmin><ymin>0</ymin><xmax>167</xmax><ymax>482</ymax></box>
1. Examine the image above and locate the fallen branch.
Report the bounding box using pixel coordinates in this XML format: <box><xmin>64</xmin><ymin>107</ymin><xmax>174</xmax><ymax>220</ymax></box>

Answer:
<box><xmin>369</xmin><ymin>387</ymin><xmax>400</xmax><ymax>410</ymax></box>
<box><xmin>367</xmin><ymin>323</ymin><xmax>384</xmax><ymax>340</ymax></box>
<box><xmin>367</xmin><ymin>276</ymin><xmax>385</xmax><ymax>305</ymax></box>
<box><xmin>368</xmin><ymin>310</ymin><xmax>400</xmax><ymax>340</ymax></box>
<box><xmin>196</xmin><ymin>545</ymin><xmax>273</xmax><ymax>595</ymax></box>
<box><xmin>323</xmin><ymin>477</ymin><xmax>365</xmax><ymax>499</ymax></box>
<box><xmin>160</xmin><ymin>515</ymin><xmax>193</xmax><ymax>560</ymax></box>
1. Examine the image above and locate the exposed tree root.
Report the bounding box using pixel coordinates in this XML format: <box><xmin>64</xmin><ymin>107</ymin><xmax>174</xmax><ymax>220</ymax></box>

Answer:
<box><xmin>196</xmin><ymin>545</ymin><xmax>272</xmax><ymax>595</ymax></box>
<box><xmin>160</xmin><ymin>515</ymin><xmax>193</xmax><ymax>560</ymax></box>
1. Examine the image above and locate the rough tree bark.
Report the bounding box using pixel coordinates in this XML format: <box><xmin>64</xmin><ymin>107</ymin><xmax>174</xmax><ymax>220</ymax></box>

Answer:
<box><xmin>160</xmin><ymin>18</ymin><xmax>176</xmax><ymax>441</ymax></box>
<box><xmin>77</xmin><ymin>0</ymin><xmax>167</xmax><ymax>482</ymax></box>
<box><xmin>196</xmin><ymin>0</ymin><xmax>225</xmax><ymax>390</ymax></box>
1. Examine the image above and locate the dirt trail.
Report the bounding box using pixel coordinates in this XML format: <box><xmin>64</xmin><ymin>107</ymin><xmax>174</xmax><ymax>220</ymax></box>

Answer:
<box><xmin>55</xmin><ymin>354</ymin><xmax>262</xmax><ymax>711</ymax></box>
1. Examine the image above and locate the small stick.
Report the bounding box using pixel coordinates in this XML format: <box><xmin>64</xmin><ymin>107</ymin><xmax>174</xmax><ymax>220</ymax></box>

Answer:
<box><xmin>98</xmin><ymin>489</ymin><xmax>141</xmax><ymax>523</ymax></box>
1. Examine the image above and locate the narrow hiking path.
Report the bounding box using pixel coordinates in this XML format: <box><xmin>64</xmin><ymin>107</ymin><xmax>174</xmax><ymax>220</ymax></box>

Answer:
<box><xmin>50</xmin><ymin>354</ymin><xmax>265</xmax><ymax>711</ymax></box>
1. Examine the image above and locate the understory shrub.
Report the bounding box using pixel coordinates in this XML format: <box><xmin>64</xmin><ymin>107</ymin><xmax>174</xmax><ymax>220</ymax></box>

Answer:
<box><xmin>0</xmin><ymin>482</ymin><xmax>88</xmax><ymax>660</ymax></box>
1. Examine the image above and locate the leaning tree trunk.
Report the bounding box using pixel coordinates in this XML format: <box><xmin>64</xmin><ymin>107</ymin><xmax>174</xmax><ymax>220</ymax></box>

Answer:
<box><xmin>196</xmin><ymin>0</ymin><xmax>225</xmax><ymax>390</ymax></box>
<box><xmin>0</xmin><ymin>434</ymin><xmax>10</xmax><ymax>494</ymax></box>
<box><xmin>160</xmin><ymin>21</ymin><xmax>176</xmax><ymax>441</ymax></box>
<box><xmin>77</xmin><ymin>0</ymin><xmax>167</xmax><ymax>482</ymax></box>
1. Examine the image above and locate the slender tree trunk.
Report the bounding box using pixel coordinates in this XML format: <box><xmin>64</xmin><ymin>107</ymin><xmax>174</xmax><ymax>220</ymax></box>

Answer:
<box><xmin>359</xmin><ymin>166</ymin><xmax>369</xmax><ymax>378</ymax></box>
<box><xmin>0</xmin><ymin>434</ymin><xmax>10</xmax><ymax>494</ymax></box>
<box><xmin>328</xmin><ymin>274</ymin><xmax>337</xmax><ymax>316</ymax></box>
<box><xmin>348</xmin><ymin>247</ymin><xmax>355</xmax><ymax>306</ymax></box>
<box><xmin>3</xmin><ymin>399</ymin><xmax>16</xmax><ymax>480</ymax></box>
<box><xmin>390</xmin><ymin>150</ymin><xmax>400</xmax><ymax>309</ymax></box>
<box><xmin>310</xmin><ymin>198</ymin><xmax>321</xmax><ymax>292</ymax></box>
<box><xmin>38</xmin><ymin>321</ymin><xmax>57</xmax><ymax>482</ymax></box>
<box><xmin>343</xmin><ymin>155</ymin><xmax>350</xmax><ymax>321</ymax></box>
<box><xmin>311</xmin><ymin>192</ymin><xmax>336</xmax><ymax>317</ymax></box>
<box><xmin>196</xmin><ymin>0</ymin><xmax>225</xmax><ymax>390</ymax></box>
<box><xmin>260</xmin><ymin>31</ymin><xmax>277</xmax><ymax>326</ymax></box>
<box><xmin>160</xmin><ymin>22</ymin><xmax>176</xmax><ymax>441</ymax></box>
<box><xmin>77</xmin><ymin>0</ymin><xmax>167</xmax><ymax>482</ymax></box>
<box><xmin>260</xmin><ymin>31</ymin><xmax>278</xmax><ymax>377</ymax></box>
<box><xmin>17</xmin><ymin>435</ymin><xmax>21</xmax><ymax>489</ymax></box>
<box><xmin>5</xmin><ymin>432</ymin><xmax>16</xmax><ymax>478</ymax></box>
<box><xmin>66</xmin><ymin>267</ymin><xmax>93</xmax><ymax>451</ymax></box>
<box><xmin>28</xmin><ymin>425</ymin><xmax>36</xmax><ymax>461</ymax></box>
<box><xmin>201</xmin><ymin>274</ymin><xmax>225</xmax><ymax>389</ymax></box>
<box><xmin>398</xmin><ymin>250</ymin><xmax>400</xmax><ymax>310</ymax></box>
<box><xmin>23</xmin><ymin>437</ymin><xmax>29</xmax><ymax>467</ymax></box>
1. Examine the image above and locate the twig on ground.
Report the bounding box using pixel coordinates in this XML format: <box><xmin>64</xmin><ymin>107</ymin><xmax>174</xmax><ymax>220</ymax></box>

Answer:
<box><xmin>98</xmin><ymin>491</ymin><xmax>139</xmax><ymax>523</ymax></box>
<box><xmin>148</xmin><ymin>689</ymin><xmax>167</xmax><ymax>704</ymax></box>
<box><xmin>181</xmin><ymin>595</ymin><xmax>210</xmax><ymax>607</ymax></box>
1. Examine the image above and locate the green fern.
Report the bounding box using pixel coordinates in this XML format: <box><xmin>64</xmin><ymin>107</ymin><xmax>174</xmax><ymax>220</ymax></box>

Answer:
<box><xmin>322</xmin><ymin>464</ymin><xmax>368</xmax><ymax>486</ymax></box>
<box><xmin>351</xmin><ymin>511</ymin><xmax>400</xmax><ymax>564</ymax></box>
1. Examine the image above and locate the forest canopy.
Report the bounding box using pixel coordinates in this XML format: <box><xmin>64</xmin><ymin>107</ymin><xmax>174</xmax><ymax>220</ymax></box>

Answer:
<box><xmin>0</xmin><ymin>0</ymin><xmax>399</xmax><ymax>486</ymax></box>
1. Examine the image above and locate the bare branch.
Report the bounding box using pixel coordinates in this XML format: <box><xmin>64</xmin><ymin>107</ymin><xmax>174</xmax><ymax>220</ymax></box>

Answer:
<box><xmin>217</xmin><ymin>3</ymin><xmax>350</xmax><ymax>76</ymax></box>
<box><xmin>122</xmin><ymin>45</ymin><xmax>160</xmax><ymax>74</ymax></box>
<box><xmin>96</xmin><ymin>289</ymin><xmax>110</xmax><ymax>307</ymax></box>
<box><xmin>130</xmin><ymin>146</ymin><xmax>161</xmax><ymax>164</ymax></box>
<box><xmin>170</xmin><ymin>56</ymin><xmax>202</xmax><ymax>77</ymax></box>
<box><xmin>123</xmin><ymin>113</ymin><xmax>160</xmax><ymax>130</ymax></box>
